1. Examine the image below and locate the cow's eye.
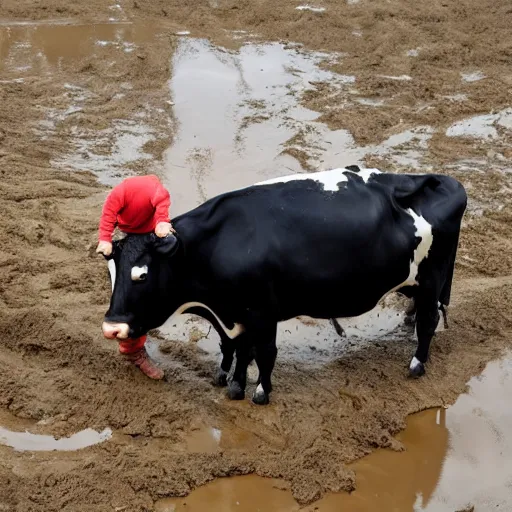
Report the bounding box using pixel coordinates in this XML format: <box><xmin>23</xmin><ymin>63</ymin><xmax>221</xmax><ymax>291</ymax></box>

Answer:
<box><xmin>131</xmin><ymin>265</ymin><xmax>148</xmax><ymax>281</ymax></box>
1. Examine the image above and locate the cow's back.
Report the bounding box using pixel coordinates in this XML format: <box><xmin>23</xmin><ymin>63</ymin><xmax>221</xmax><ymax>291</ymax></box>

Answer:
<box><xmin>173</xmin><ymin>169</ymin><xmax>466</xmax><ymax>319</ymax></box>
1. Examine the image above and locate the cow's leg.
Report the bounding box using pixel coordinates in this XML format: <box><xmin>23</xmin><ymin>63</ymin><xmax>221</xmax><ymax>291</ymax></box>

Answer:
<box><xmin>227</xmin><ymin>334</ymin><xmax>253</xmax><ymax>400</ymax></box>
<box><xmin>252</xmin><ymin>323</ymin><xmax>278</xmax><ymax>405</ymax></box>
<box><xmin>214</xmin><ymin>337</ymin><xmax>236</xmax><ymax>387</ymax></box>
<box><xmin>188</xmin><ymin>307</ymin><xmax>240</xmax><ymax>387</ymax></box>
<box><xmin>409</xmin><ymin>295</ymin><xmax>440</xmax><ymax>378</ymax></box>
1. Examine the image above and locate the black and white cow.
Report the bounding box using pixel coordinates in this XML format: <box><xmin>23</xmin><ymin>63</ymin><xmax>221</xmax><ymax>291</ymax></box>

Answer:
<box><xmin>101</xmin><ymin>166</ymin><xmax>467</xmax><ymax>405</ymax></box>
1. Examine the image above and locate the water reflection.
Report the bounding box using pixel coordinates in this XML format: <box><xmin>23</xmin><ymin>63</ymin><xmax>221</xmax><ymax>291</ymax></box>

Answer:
<box><xmin>316</xmin><ymin>408</ymin><xmax>448</xmax><ymax>511</ymax></box>
<box><xmin>0</xmin><ymin>410</ymin><xmax>111</xmax><ymax>452</ymax></box>
<box><xmin>419</xmin><ymin>357</ymin><xmax>512</xmax><ymax>511</ymax></box>
<box><xmin>163</xmin><ymin>37</ymin><xmax>358</xmax><ymax>216</ymax></box>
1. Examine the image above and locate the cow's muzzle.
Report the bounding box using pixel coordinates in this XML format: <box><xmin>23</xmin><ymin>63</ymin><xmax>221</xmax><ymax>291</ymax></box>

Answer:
<box><xmin>102</xmin><ymin>321</ymin><xmax>130</xmax><ymax>340</ymax></box>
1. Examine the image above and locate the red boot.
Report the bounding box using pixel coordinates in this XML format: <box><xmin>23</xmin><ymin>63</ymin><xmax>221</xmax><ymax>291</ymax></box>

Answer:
<box><xmin>119</xmin><ymin>336</ymin><xmax>164</xmax><ymax>380</ymax></box>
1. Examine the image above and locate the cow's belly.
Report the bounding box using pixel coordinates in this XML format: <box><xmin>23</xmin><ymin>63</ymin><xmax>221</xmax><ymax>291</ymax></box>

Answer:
<box><xmin>268</xmin><ymin>235</ymin><xmax>417</xmax><ymax>321</ymax></box>
<box><xmin>274</xmin><ymin>268</ymin><xmax>411</xmax><ymax>321</ymax></box>
<box><xmin>263</xmin><ymin>204</ymin><xmax>427</xmax><ymax>321</ymax></box>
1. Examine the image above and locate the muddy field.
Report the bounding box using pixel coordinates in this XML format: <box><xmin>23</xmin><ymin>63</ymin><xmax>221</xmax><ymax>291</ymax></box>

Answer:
<box><xmin>0</xmin><ymin>0</ymin><xmax>511</xmax><ymax>510</ymax></box>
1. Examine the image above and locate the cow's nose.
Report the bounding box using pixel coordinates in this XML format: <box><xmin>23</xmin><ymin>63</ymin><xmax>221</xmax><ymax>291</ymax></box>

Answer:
<box><xmin>102</xmin><ymin>322</ymin><xmax>130</xmax><ymax>340</ymax></box>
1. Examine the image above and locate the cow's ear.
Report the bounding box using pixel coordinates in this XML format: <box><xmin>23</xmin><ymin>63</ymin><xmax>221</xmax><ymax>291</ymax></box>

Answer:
<box><xmin>113</xmin><ymin>239</ymin><xmax>123</xmax><ymax>253</ymax></box>
<box><xmin>103</xmin><ymin>240</ymin><xmax>122</xmax><ymax>261</ymax></box>
<box><xmin>151</xmin><ymin>233</ymin><xmax>179</xmax><ymax>257</ymax></box>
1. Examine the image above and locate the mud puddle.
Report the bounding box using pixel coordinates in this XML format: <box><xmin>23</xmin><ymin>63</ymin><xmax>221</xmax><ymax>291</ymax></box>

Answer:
<box><xmin>157</xmin><ymin>353</ymin><xmax>512</xmax><ymax>511</ymax></box>
<box><xmin>163</xmin><ymin>37</ymin><xmax>437</xmax><ymax>216</ymax></box>
<box><xmin>0</xmin><ymin>411</ymin><xmax>111</xmax><ymax>452</ymax></box>
<box><xmin>446</xmin><ymin>108</ymin><xmax>512</xmax><ymax>140</ymax></box>
<box><xmin>181</xmin><ymin>421</ymin><xmax>261</xmax><ymax>453</ymax></box>
<box><xmin>0</xmin><ymin>20</ymin><xmax>154</xmax><ymax>77</ymax></box>
<box><xmin>0</xmin><ymin>19</ymin><xmax>166</xmax><ymax>184</ymax></box>
<box><xmin>163</xmin><ymin>37</ymin><xmax>353</xmax><ymax>214</ymax></box>
<box><xmin>161</xmin><ymin>36</ymin><xmax>512</xmax><ymax>226</ymax></box>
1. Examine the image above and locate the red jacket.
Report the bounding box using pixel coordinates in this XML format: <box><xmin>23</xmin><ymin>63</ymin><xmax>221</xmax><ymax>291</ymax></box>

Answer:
<box><xmin>98</xmin><ymin>175</ymin><xmax>171</xmax><ymax>243</ymax></box>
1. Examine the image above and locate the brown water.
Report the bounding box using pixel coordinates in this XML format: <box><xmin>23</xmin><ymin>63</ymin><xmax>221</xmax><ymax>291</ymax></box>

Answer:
<box><xmin>182</xmin><ymin>422</ymin><xmax>261</xmax><ymax>453</ymax></box>
<box><xmin>0</xmin><ymin>21</ymin><xmax>156</xmax><ymax>77</ymax></box>
<box><xmin>157</xmin><ymin>408</ymin><xmax>446</xmax><ymax>512</ymax></box>
<box><xmin>157</xmin><ymin>355</ymin><xmax>512</xmax><ymax>512</ymax></box>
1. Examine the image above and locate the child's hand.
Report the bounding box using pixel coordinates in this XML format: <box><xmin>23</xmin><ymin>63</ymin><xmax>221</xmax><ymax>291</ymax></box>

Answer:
<box><xmin>96</xmin><ymin>241</ymin><xmax>113</xmax><ymax>256</ymax></box>
<box><xmin>155</xmin><ymin>222</ymin><xmax>174</xmax><ymax>238</ymax></box>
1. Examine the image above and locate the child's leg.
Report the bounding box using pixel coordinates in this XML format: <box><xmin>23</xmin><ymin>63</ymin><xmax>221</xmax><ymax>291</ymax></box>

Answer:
<box><xmin>118</xmin><ymin>336</ymin><xmax>147</xmax><ymax>354</ymax></box>
<box><xmin>119</xmin><ymin>336</ymin><xmax>164</xmax><ymax>380</ymax></box>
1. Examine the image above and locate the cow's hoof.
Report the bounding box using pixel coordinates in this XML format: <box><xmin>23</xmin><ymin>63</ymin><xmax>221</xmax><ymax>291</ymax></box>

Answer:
<box><xmin>408</xmin><ymin>357</ymin><xmax>425</xmax><ymax>378</ymax></box>
<box><xmin>227</xmin><ymin>381</ymin><xmax>245</xmax><ymax>400</ymax></box>
<box><xmin>252</xmin><ymin>384</ymin><xmax>269</xmax><ymax>405</ymax></box>
<box><xmin>213</xmin><ymin>369</ymin><xmax>228</xmax><ymax>387</ymax></box>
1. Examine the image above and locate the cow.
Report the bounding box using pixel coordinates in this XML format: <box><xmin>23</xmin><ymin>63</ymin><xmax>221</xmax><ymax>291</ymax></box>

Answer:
<box><xmin>101</xmin><ymin>166</ymin><xmax>467</xmax><ymax>405</ymax></box>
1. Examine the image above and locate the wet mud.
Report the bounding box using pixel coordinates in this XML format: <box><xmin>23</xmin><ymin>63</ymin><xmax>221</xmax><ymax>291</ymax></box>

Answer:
<box><xmin>157</xmin><ymin>353</ymin><xmax>512</xmax><ymax>512</ymax></box>
<box><xmin>0</xmin><ymin>0</ymin><xmax>511</xmax><ymax>510</ymax></box>
<box><xmin>155</xmin><ymin>407</ymin><xmax>448</xmax><ymax>512</ymax></box>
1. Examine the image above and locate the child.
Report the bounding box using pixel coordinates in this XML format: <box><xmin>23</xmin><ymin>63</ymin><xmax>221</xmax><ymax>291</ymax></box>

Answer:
<box><xmin>97</xmin><ymin>174</ymin><xmax>174</xmax><ymax>380</ymax></box>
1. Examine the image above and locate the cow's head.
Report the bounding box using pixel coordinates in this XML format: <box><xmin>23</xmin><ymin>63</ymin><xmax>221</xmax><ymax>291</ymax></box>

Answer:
<box><xmin>101</xmin><ymin>232</ymin><xmax>181</xmax><ymax>341</ymax></box>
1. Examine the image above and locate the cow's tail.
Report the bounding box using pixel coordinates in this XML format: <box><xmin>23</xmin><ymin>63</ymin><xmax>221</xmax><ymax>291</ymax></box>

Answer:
<box><xmin>439</xmin><ymin>244</ymin><xmax>456</xmax><ymax>308</ymax></box>
<box><xmin>438</xmin><ymin>253</ymin><xmax>455</xmax><ymax>330</ymax></box>
<box><xmin>437</xmin><ymin>201</ymin><xmax>465</xmax><ymax>330</ymax></box>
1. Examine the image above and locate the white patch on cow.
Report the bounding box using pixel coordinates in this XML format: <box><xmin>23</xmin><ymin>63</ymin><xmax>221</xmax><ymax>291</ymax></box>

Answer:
<box><xmin>372</xmin><ymin>208</ymin><xmax>433</xmax><ymax>306</ymax></box>
<box><xmin>254</xmin><ymin>384</ymin><xmax>265</xmax><ymax>400</ymax></box>
<box><xmin>410</xmin><ymin>356</ymin><xmax>422</xmax><ymax>371</ymax></box>
<box><xmin>171</xmin><ymin>302</ymin><xmax>245</xmax><ymax>340</ymax></box>
<box><xmin>107</xmin><ymin>259</ymin><xmax>116</xmax><ymax>293</ymax></box>
<box><xmin>345</xmin><ymin>166</ymin><xmax>382</xmax><ymax>183</ymax></box>
<box><xmin>254</xmin><ymin>167</ymin><xmax>381</xmax><ymax>192</ymax></box>
<box><xmin>255</xmin><ymin>168</ymin><xmax>348</xmax><ymax>191</ymax></box>
<box><xmin>131</xmin><ymin>265</ymin><xmax>148</xmax><ymax>281</ymax></box>
<box><xmin>405</xmin><ymin>208</ymin><xmax>433</xmax><ymax>285</ymax></box>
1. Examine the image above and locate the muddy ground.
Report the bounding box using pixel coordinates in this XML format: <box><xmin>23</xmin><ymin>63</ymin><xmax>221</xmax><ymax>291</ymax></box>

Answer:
<box><xmin>0</xmin><ymin>0</ymin><xmax>511</xmax><ymax>510</ymax></box>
